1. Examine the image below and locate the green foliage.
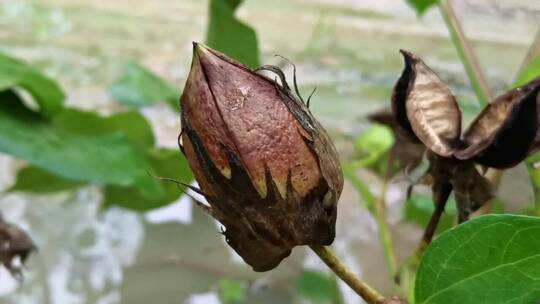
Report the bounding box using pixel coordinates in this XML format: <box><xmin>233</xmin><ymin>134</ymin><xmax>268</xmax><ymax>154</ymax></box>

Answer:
<box><xmin>10</xmin><ymin>108</ymin><xmax>160</xmax><ymax>194</ymax></box>
<box><xmin>0</xmin><ymin>52</ymin><xmax>65</xmax><ymax>117</ymax></box>
<box><xmin>109</xmin><ymin>62</ymin><xmax>179</xmax><ymax>109</ymax></box>
<box><xmin>405</xmin><ymin>0</ymin><xmax>440</xmax><ymax>16</ymax></box>
<box><xmin>10</xmin><ymin>166</ymin><xmax>84</xmax><ymax>193</ymax></box>
<box><xmin>514</xmin><ymin>56</ymin><xmax>540</xmax><ymax>87</ymax></box>
<box><xmin>54</xmin><ymin>109</ymin><xmax>155</xmax><ymax>151</ymax></box>
<box><xmin>206</xmin><ymin>0</ymin><xmax>260</xmax><ymax>68</ymax></box>
<box><xmin>415</xmin><ymin>214</ymin><xmax>540</xmax><ymax>304</ymax></box>
<box><xmin>0</xmin><ymin>90</ymin><xmax>160</xmax><ymax>196</ymax></box>
<box><xmin>297</xmin><ymin>270</ymin><xmax>340</xmax><ymax>304</ymax></box>
<box><xmin>218</xmin><ymin>278</ymin><xmax>247</xmax><ymax>304</ymax></box>
<box><xmin>104</xmin><ymin>149</ymin><xmax>193</xmax><ymax>211</ymax></box>
<box><xmin>404</xmin><ymin>195</ymin><xmax>456</xmax><ymax>233</ymax></box>
<box><xmin>353</xmin><ymin>125</ymin><xmax>394</xmax><ymax>168</ymax></box>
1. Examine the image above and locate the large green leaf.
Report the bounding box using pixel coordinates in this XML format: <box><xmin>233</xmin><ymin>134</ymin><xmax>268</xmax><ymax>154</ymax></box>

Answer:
<box><xmin>415</xmin><ymin>214</ymin><xmax>540</xmax><ymax>304</ymax></box>
<box><xmin>109</xmin><ymin>62</ymin><xmax>179</xmax><ymax>109</ymax></box>
<box><xmin>10</xmin><ymin>108</ymin><xmax>156</xmax><ymax>193</ymax></box>
<box><xmin>405</xmin><ymin>0</ymin><xmax>440</xmax><ymax>16</ymax></box>
<box><xmin>206</xmin><ymin>0</ymin><xmax>260</xmax><ymax>68</ymax></box>
<box><xmin>0</xmin><ymin>52</ymin><xmax>65</xmax><ymax>116</ymax></box>
<box><xmin>104</xmin><ymin>148</ymin><xmax>193</xmax><ymax>211</ymax></box>
<box><xmin>514</xmin><ymin>56</ymin><xmax>540</xmax><ymax>88</ymax></box>
<box><xmin>0</xmin><ymin>90</ymin><xmax>160</xmax><ymax>196</ymax></box>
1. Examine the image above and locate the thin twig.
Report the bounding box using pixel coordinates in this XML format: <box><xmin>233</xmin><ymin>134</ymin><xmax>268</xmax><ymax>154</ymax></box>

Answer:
<box><xmin>438</xmin><ymin>0</ymin><xmax>493</xmax><ymax>105</ymax></box>
<box><xmin>343</xmin><ymin>161</ymin><xmax>398</xmax><ymax>280</ymax></box>
<box><xmin>517</xmin><ymin>27</ymin><xmax>540</xmax><ymax>78</ymax></box>
<box><xmin>310</xmin><ymin>245</ymin><xmax>386</xmax><ymax>304</ymax></box>
<box><xmin>373</xmin><ymin>154</ymin><xmax>398</xmax><ymax>277</ymax></box>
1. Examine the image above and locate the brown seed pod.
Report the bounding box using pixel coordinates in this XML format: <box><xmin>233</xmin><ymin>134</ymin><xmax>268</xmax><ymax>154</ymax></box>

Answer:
<box><xmin>455</xmin><ymin>78</ymin><xmax>540</xmax><ymax>168</ymax></box>
<box><xmin>180</xmin><ymin>43</ymin><xmax>343</xmax><ymax>271</ymax></box>
<box><xmin>392</xmin><ymin>50</ymin><xmax>462</xmax><ymax>158</ymax></box>
<box><xmin>0</xmin><ymin>214</ymin><xmax>36</xmax><ymax>280</ymax></box>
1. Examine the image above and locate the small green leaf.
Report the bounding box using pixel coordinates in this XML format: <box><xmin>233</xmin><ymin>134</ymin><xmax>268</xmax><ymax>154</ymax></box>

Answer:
<box><xmin>514</xmin><ymin>56</ymin><xmax>540</xmax><ymax>88</ymax></box>
<box><xmin>109</xmin><ymin>62</ymin><xmax>179</xmax><ymax>109</ymax></box>
<box><xmin>0</xmin><ymin>90</ymin><xmax>160</xmax><ymax>196</ymax></box>
<box><xmin>206</xmin><ymin>0</ymin><xmax>260</xmax><ymax>68</ymax></box>
<box><xmin>415</xmin><ymin>214</ymin><xmax>540</xmax><ymax>304</ymax></box>
<box><xmin>104</xmin><ymin>149</ymin><xmax>193</xmax><ymax>211</ymax></box>
<box><xmin>10</xmin><ymin>166</ymin><xmax>84</xmax><ymax>193</ymax></box>
<box><xmin>297</xmin><ymin>270</ymin><xmax>339</xmax><ymax>304</ymax></box>
<box><xmin>353</xmin><ymin>125</ymin><xmax>394</xmax><ymax>167</ymax></box>
<box><xmin>405</xmin><ymin>0</ymin><xmax>440</xmax><ymax>16</ymax></box>
<box><xmin>404</xmin><ymin>195</ymin><xmax>456</xmax><ymax>234</ymax></box>
<box><xmin>219</xmin><ymin>278</ymin><xmax>247</xmax><ymax>304</ymax></box>
<box><xmin>0</xmin><ymin>52</ymin><xmax>65</xmax><ymax>116</ymax></box>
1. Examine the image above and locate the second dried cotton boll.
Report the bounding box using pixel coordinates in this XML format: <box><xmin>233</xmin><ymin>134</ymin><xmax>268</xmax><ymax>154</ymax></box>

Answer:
<box><xmin>392</xmin><ymin>49</ymin><xmax>540</xmax><ymax>229</ymax></box>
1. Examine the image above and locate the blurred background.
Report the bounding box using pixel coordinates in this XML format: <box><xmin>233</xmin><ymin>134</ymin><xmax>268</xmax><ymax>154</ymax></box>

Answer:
<box><xmin>0</xmin><ymin>0</ymin><xmax>539</xmax><ymax>303</ymax></box>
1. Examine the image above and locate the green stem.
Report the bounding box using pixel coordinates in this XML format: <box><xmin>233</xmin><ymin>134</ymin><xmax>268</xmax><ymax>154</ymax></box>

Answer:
<box><xmin>343</xmin><ymin>164</ymin><xmax>376</xmax><ymax>211</ymax></box>
<box><xmin>310</xmin><ymin>245</ymin><xmax>386</xmax><ymax>304</ymax></box>
<box><xmin>343</xmin><ymin>162</ymin><xmax>398</xmax><ymax>281</ymax></box>
<box><xmin>373</xmin><ymin>155</ymin><xmax>398</xmax><ymax>277</ymax></box>
<box><xmin>438</xmin><ymin>0</ymin><xmax>492</xmax><ymax>106</ymax></box>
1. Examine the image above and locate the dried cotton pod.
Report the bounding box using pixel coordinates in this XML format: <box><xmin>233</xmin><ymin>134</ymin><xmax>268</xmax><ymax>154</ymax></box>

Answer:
<box><xmin>179</xmin><ymin>43</ymin><xmax>343</xmax><ymax>271</ymax></box>
<box><xmin>455</xmin><ymin>78</ymin><xmax>540</xmax><ymax>168</ymax></box>
<box><xmin>392</xmin><ymin>50</ymin><xmax>461</xmax><ymax>158</ymax></box>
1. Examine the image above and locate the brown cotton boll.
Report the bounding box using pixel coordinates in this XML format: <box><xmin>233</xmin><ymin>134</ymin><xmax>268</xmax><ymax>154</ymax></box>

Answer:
<box><xmin>0</xmin><ymin>214</ymin><xmax>36</xmax><ymax>281</ymax></box>
<box><xmin>179</xmin><ymin>42</ymin><xmax>343</xmax><ymax>271</ymax></box>
<box><xmin>392</xmin><ymin>50</ymin><xmax>462</xmax><ymax>158</ymax></box>
<box><xmin>455</xmin><ymin>78</ymin><xmax>540</xmax><ymax>169</ymax></box>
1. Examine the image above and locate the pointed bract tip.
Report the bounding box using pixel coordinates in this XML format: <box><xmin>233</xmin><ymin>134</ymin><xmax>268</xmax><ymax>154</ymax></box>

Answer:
<box><xmin>192</xmin><ymin>42</ymin><xmax>210</xmax><ymax>57</ymax></box>
<box><xmin>399</xmin><ymin>49</ymin><xmax>416</xmax><ymax>63</ymax></box>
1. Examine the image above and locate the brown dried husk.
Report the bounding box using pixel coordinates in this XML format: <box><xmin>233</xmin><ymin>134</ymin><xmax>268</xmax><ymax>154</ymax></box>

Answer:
<box><xmin>455</xmin><ymin>78</ymin><xmax>540</xmax><ymax>168</ymax></box>
<box><xmin>392</xmin><ymin>50</ymin><xmax>461</xmax><ymax>158</ymax></box>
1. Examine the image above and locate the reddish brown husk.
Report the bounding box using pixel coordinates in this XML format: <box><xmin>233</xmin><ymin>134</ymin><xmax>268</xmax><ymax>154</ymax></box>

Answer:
<box><xmin>0</xmin><ymin>214</ymin><xmax>36</xmax><ymax>279</ymax></box>
<box><xmin>180</xmin><ymin>43</ymin><xmax>343</xmax><ymax>271</ymax></box>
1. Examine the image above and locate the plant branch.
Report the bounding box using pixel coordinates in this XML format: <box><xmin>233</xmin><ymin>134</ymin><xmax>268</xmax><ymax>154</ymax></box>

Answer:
<box><xmin>373</xmin><ymin>154</ymin><xmax>398</xmax><ymax>277</ymax></box>
<box><xmin>517</xmin><ymin>27</ymin><xmax>540</xmax><ymax>78</ymax></box>
<box><xmin>438</xmin><ymin>0</ymin><xmax>493</xmax><ymax>106</ymax></box>
<box><xmin>343</xmin><ymin>162</ymin><xmax>398</xmax><ymax>281</ymax></box>
<box><xmin>310</xmin><ymin>245</ymin><xmax>386</xmax><ymax>304</ymax></box>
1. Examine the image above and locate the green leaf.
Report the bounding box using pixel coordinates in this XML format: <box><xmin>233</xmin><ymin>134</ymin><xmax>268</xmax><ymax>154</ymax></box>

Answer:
<box><xmin>514</xmin><ymin>56</ymin><xmax>540</xmax><ymax>87</ymax></box>
<box><xmin>415</xmin><ymin>214</ymin><xmax>540</xmax><ymax>304</ymax></box>
<box><xmin>109</xmin><ymin>62</ymin><xmax>179</xmax><ymax>109</ymax></box>
<box><xmin>219</xmin><ymin>278</ymin><xmax>247</xmax><ymax>304</ymax></box>
<box><xmin>10</xmin><ymin>108</ymin><xmax>156</xmax><ymax>193</ymax></box>
<box><xmin>0</xmin><ymin>52</ymin><xmax>65</xmax><ymax>116</ymax></box>
<box><xmin>297</xmin><ymin>271</ymin><xmax>339</xmax><ymax>304</ymax></box>
<box><xmin>405</xmin><ymin>0</ymin><xmax>440</xmax><ymax>16</ymax></box>
<box><xmin>54</xmin><ymin>108</ymin><xmax>155</xmax><ymax>151</ymax></box>
<box><xmin>353</xmin><ymin>125</ymin><xmax>394</xmax><ymax>167</ymax></box>
<box><xmin>10</xmin><ymin>166</ymin><xmax>84</xmax><ymax>193</ymax></box>
<box><xmin>104</xmin><ymin>148</ymin><xmax>193</xmax><ymax>211</ymax></box>
<box><xmin>0</xmin><ymin>90</ymin><xmax>160</xmax><ymax>196</ymax></box>
<box><xmin>404</xmin><ymin>195</ymin><xmax>456</xmax><ymax>234</ymax></box>
<box><xmin>206</xmin><ymin>0</ymin><xmax>260</xmax><ymax>68</ymax></box>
